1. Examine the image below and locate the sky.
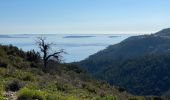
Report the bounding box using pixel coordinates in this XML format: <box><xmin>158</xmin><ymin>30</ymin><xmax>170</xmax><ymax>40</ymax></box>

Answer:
<box><xmin>0</xmin><ymin>0</ymin><xmax>170</xmax><ymax>34</ymax></box>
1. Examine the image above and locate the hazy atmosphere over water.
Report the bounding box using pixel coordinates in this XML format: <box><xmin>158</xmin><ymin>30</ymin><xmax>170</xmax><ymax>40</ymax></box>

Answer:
<box><xmin>0</xmin><ymin>0</ymin><xmax>170</xmax><ymax>34</ymax></box>
<box><xmin>0</xmin><ymin>34</ymin><xmax>131</xmax><ymax>62</ymax></box>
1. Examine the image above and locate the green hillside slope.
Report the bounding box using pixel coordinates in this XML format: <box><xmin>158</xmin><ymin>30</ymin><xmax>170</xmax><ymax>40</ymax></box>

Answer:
<box><xmin>0</xmin><ymin>44</ymin><xmax>156</xmax><ymax>100</ymax></box>
<box><xmin>77</xmin><ymin>28</ymin><xmax>170</xmax><ymax>97</ymax></box>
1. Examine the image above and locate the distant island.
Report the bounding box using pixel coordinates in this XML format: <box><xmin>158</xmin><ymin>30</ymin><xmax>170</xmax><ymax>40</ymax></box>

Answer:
<box><xmin>63</xmin><ymin>35</ymin><xmax>95</xmax><ymax>38</ymax></box>
<box><xmin>0</xmin><ymin>35</ymin><xmax>11</xmax><ymax>38</ymax></box>
<box><xmin>0</xmin><ymin>35</ymin><xmax>28</xmax><ymax>38</ymax></box>
<box><xmin>108</xmin><ymin>36</ymin><xmax>121</xmax><ymax>38</ymax></box>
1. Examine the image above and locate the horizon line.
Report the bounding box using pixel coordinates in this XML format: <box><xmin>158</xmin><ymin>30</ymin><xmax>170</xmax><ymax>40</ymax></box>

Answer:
<box><xmin>0</xmin><ymin>31</ymin><xmax>154</xmax><ymax>35</ymax></box>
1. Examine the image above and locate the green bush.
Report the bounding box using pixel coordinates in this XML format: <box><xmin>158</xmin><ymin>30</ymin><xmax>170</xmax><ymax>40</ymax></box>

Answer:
<box><xmin>17</xmin><ymin>88</ymin><xmax>45</xmax><ymax>100</ymax></box>
<box><xmin>26</xmin><ymin>50</ymin><xmax>40</xmax><ymax>63</ymax></box>
<box><xmin>128</xmin><ymin>96</ymin><xmax>144</xmax><ymax>100</ymax></box>
<box><xmin>2</xmin><ymin>66</ymin><xmax>15</xmax><ymax>77</ymax></box>
<box><xmin>30</xmin><ymin>62</ymin><xmax>40</xmax><ymax>68</ymax></box>
<box><xmin>95</xmin><ymin>95</ymin><xmax>117</xmax><ymax>100</ymax></box>
<box><xmin>0</xmin><ymin>96</ymin><xmax>4</xmax><ymax>100</ymax></box>
<box><xmin>0</xmin><ymin>68</ymin><xmax>6</xmax><ymax>76</ymax></box>
<box><xmin>5</xmin><ymin>79</ymin><xmax>23</xmax><ymax>92</ymax></box>
<box><xmin>5</xmin><ymin>45</ymin><xmax>25</xmax><ymax>58</ymax></box>
<box><xmin>46</xmin><ymin>93</ymin><xmax>61</xmax><ymax>100</ymax></box>
<box><xmin>82</xmin><ymin>83</ymin><xmax>96</xmax><ymax>93</ymax></box>
<box><xmin>55</xmin><ymin>82</ymin><xmax>70</xmax><ymax>92</ymax></box>
<box><xmin>105</xmin><ymin>95</ymin><xmax>117</xmax><ymax>100</ymax></box>
<box><xmin>0</xmin><ymin>88</ymin><xmax>3</xmax><ymax>100</ymax></box>
<box><xmin>22</xmin><ymin>73</ymin><xmax>36</xmax><ymax>82</ymax></box>
<box><xmin>12</xmin><ymin>71</ymin><xmax>36</xmax><ymax>82</ymax></box>
<box><xmin>0</xmin><ymin>86</ymin><xmax>3</xmax><ymax>96</ymax></box>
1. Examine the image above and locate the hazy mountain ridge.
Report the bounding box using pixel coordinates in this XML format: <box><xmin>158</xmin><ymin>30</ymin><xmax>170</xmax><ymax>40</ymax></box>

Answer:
<box><xmin>155</xmin><ymin>28</ymin><xmax>170</xmax><ymax>36</ymax></box>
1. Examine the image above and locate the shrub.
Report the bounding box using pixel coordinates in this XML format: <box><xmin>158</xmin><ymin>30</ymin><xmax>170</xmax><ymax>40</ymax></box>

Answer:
<box><xmin>104</xmin><ymin>95</ymin><xmax>117</xmax><ymax>100</ymax></box>
<box><xmin>30</xmin><ymin>62</ymin><xmax>39</xmax><ymax>68</ymax></box>
<box><xmin>116</xmin><ymin>87</ymin><xmax>125</xmax><ymax>93</ymax></box>
<box><xmin>46</xmin><ymin>93</ymin><xmax>61</xmax><ymax>100</ymax></box>
<box><xmin>14</xmin><ymin>61</ymin><xmax>30</xmax><ymax>69</ymax></box>
<box><xmin>95</xmin><ymin>95</ymin><xmax>117</xmax><ymax>100</ymax></box>
<box><xmin>0</xmin><ymin>59</ymin><xmax>8</xmax><ymax>68</ymax></box>
<box><xmin>0</xmin><ymin>96</ymin><xmax>4</xmax><ymax>100</ymax></box>
<box><xmin>0</xmin><ymin>87</ymin><xmax>3</xmax><ymax>100</ymax></box>
<box><xmin>55</xmin><ymin>82</ymin><xmax>70</xmax><ymax>92</ymax></box>
<box><xmin>0</xmin><ymin>48</ymin><xmax>5</xmax><ymax>57</ymax></box>
<box><xmin>12</xmin><ymin>71</ymin><xmax>36</xmax><ymax>82</ymax></box>
<box><xmin>64</xmin><ymin>95</ymin><xmax>78</xmax><ymax>100</ymax></box>
<box><xmin>46</xmin><ymin>93</ymin><xmax>77</xmax><ymax>100</ymax></box>
<box><xmin>0</xmin><ymin>85</ymin><xmax>3</xmax><ymax>95</ymax></box>
<box><xmin>26</xmin><ymin>50</ymin><xmax>40</xmax><ymax>63</ymax></box>
<box><xmin>3</xmin><ymin>66</ymin><xmax>19</xmax><ymax>77</ymax></box>
<box><xmin>128</xmin><ymin>96</ymin><xmax>143</xmax><ymax>100</ymax></box>
<box><xmin>0</xmin><ymin>68</ymin><xmax>6</xmax><ymax>76</ymax></box>
<box><xmin>82</xmin><ymin>83</ymin><xmax>96</xmax><ymax>93</ymax></box>
<box><xmin>22</xmin><ymin>73</ymin><xmax>36</xmax><ymax>82</ymax></box>
<box><xmin>6</xmin><ymin>45</ymin><xmax>25</xmax><ymax>58</ymax></box>
<box><xmin>5</xmin><ymin>79</ymin><xmax>23</xmax><ymax>92</ymax></box>
<box><xmin>17</xmin><ymin>88</ymin><xmax>45</xmax><ymax>100</ymax></box>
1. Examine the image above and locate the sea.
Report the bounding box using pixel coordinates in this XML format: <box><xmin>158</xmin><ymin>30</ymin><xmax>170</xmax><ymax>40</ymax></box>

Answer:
<box><xmin>0</xmin><ymin>34</ymin><xmax>133</xmax><ymax>62</ymax></box>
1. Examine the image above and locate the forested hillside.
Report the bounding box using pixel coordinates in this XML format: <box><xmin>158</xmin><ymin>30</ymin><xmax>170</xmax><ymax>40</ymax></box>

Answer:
<box><xmin>77</xmin><ymin>28</ymin><xmax>170</xmax><ymax>97</ymax></box>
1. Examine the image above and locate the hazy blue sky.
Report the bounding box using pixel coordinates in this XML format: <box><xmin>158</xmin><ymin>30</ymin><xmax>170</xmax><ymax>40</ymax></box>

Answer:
<box><xmin>0</xmin><ymin>0</ymin><xmax>170</xmax><ymax>34</ymax></box>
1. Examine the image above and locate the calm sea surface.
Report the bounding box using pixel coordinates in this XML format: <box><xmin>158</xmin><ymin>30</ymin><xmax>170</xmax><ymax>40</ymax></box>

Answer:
<box><xmin>0</xmin><ymin>34</ymin><xmax>132</xmax><ymax>62</ymax></box>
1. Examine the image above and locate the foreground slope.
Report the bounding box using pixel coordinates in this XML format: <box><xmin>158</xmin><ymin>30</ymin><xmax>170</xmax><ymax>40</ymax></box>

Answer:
<box><xmin>77</xmin><ymin>28</ymin><xmax>170</xmax><ymax>96</ymax></box>
<box><xmin>0</xmin><ymin>44</ymin><xmax>155</xmax><ymax>100</ymax></box>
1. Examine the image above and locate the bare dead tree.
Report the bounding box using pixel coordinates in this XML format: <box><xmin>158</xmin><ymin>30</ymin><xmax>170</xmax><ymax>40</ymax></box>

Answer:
<box><xmin>36</xmin><ymin>37</ymin><xmax>65</xmax><ymax>70</ymax></box>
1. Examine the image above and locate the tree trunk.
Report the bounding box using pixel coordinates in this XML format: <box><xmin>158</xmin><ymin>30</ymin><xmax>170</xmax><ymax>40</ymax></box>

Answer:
<box><xmin>43</xmin><ymin>50</ymin><xmax>47</xmax><ymax>72</ymax></box>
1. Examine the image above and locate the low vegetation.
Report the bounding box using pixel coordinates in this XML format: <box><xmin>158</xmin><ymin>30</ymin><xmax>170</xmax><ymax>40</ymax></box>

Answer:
<box><xmin>0</xmin><ymin>44</ymin><xmax>141</xmax><ymax>100</ymax></box>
